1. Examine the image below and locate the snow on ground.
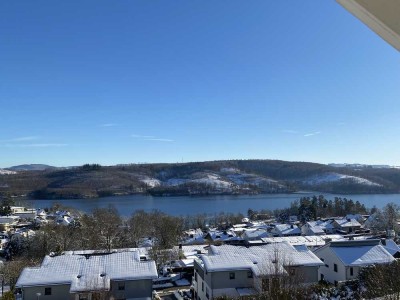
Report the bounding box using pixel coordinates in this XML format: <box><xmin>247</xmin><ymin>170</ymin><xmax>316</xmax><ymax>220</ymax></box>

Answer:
<box><xmin>165</xmin><ymin>174</ymin><xmax>232</xmax><ymax>189</ymax></box>
<box><xmin>140</xmin><ymin>176</ymin><xmax>161</xmax><ymax>187</ymax></box>
<box><xmin>0</xmin><ymin>169</ymin><xmax>16</xmax><ymax>175</ymax></box>
<box><xmin>191</xmin><ymin>174</ymin><xmax>232</xmax><ymax>188</ymax></box>
<box><xmin>304</xmin><ymin>173</ymin><xmax>381</xmax><ymax>187</ymax></box>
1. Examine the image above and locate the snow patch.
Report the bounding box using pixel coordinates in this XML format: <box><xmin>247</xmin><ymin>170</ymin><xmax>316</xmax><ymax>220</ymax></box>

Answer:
<box><xmin>139</xmin><ymin>176</ymin><xmax>161</xmax><ymax>188</ymax></box>
<box><xmin>304</xmin><ymin>173</ymin><xmax>381</xmax><ymax>187</ymax></box>
<box><xmin>0</xmin><ymin>169</ymin><xmax>17</xmax><ymax>175</ymax></box>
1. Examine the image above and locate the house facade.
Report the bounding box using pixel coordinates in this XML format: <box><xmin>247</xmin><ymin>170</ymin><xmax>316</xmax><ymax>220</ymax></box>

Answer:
<box><xmin>16</xmin><ymin>249</ymin><xmax>157</xmax><ymax>300</ymax></box>
<box><xmin>314</xmin><ymin>240</ymin><xmax>395</xmax><ymax>284</ymax></box>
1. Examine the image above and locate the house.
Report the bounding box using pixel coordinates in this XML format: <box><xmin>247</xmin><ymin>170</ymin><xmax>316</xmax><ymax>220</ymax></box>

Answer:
<box><xmin>314</xmin><ymin>239</ymin><xmax>395</xmax><ymax>284</ymax></box>
<box><xmin>193</xmin><ymin>243</ymin><xmax>323</xmax><ymax>300</ymax></box>
<box><xmin>301</xmin><ymin>222</ymin><xmax>326</xmax><ymax>236</ymax></box>
<box><xmin>333</xmin><ymin>218</ymin><xmax>362</xmax><ymax>234</ymax></box>
<box><xmin>0</xmin><ymin>215</ymin><xmax>20</xmax><ymax>231</ymax></box>
<box><xmin>16</xmin><ymin>248</ymin><xmax>158</xmax><ymax>300</ymax></box>
<box><xmin>204</xmin><ymin>229</ymin><xmax>242</xmax><ymax>244</ymax></box>
<box><xmin>381</xmin><ymin>239</ymin><xmax>400</xmax><ymax>258</ymax></box>
<box><xmin>301</xmin><ymin>220</ymin><xmax>337</xmax><ymax>236</ymax></box>
<box><xmin>11</xmin><ymin>207</ymin><xmax>37</xmax><ymax>220</ymax></box>
<box><xmin>271</xmin><ymin>224</ymin><xmax>301</xmax><ymax>237</ymax></box>
<box><xmin>242</xmin><ymin>228</ymin><xmax>270</xmax><ymax>242</ymax></box>
<box><xmin>182</xmin><ymin>229</ymin><xmax>205</xmax><ymax>245</ymax></box>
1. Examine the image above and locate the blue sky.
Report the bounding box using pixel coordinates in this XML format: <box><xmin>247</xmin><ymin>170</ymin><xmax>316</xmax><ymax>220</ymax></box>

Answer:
<box><xmin>1</xmin><ymin>0</ymin><xmax>399</xmax><ymax>168</ymax></box>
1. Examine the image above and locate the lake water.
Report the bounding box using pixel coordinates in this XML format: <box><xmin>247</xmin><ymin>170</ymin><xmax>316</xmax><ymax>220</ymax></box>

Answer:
<box><xmin>20</xmin><ymin>193</ymin><xmax>400</xmax><ymax>217</ymax></box>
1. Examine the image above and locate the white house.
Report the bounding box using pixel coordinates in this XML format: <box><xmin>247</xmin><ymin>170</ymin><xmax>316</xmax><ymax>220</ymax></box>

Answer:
<box><xmin>333</xmin><ymin>218</ymin><xmax>362</xmax><ymax>234</ymax></box>
<box><xmin>301</xmin><ymin>221</ymin><xmax>326</xmax><ymax>236</ymax></box>
<box><xmin>271</xmin><ymin>224</ymin><xmax>301</xmax><ymax>237</ymax></box>
<box><xmin>16</xmin><ymin>248</ymin><xmax>158</xmax><ymax>300</ymax></box>
<box><xmin>242</xmin><ymin>228</ymin><xmax>270</xmax><ymax>241</ymax></box>
<box><xmin>205</xmin><ymin>229</ymin><xmax>242</xmax><ymax>244</ymax></box>
<box><xmin>314</xmin><ymin>239</ymin><xmax>395</xmax><ymax>284</ymax></box>
<box><xmin>193</xmin><ymin>243</ymin><xmax>323</xmax><ymax>300</ymax></box>
<box><xmin>182</xmin><ymin>228</ymin><xmax>205</xmax><ymax>245</ymax></box>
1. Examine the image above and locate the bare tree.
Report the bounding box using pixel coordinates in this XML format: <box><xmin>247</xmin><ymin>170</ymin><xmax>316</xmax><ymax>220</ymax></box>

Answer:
<box><xmin>254</xmin><ymin>245</ymin><xmax>308</xmax><ymax>300</ymax></box>
<box><xmin>80</xmin><ymin>206</ymin><xmax>123</xmax><ymax>251</ymax></box>
<box><xmin>358</xmin><ymin>260</ymin><xmax>400</xmax><ymax>299</ymax></box>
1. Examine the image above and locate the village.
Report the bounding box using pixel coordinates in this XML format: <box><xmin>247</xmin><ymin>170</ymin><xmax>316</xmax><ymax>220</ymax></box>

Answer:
<box><xmin>0</xmin><ymin>197</ymin><xmax>399</xmax><ymax>300</ymax></box>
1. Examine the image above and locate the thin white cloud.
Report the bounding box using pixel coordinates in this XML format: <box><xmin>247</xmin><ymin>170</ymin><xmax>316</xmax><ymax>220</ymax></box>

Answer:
<box><xmin>0</xmin><ymin>136</ymin><xmax>39</xmax><ymax>143</ymax></box>
<box><xmin>99</xmin><ymin>123</ymin><xmax>119</xmax><ymax>127</ymax></box>
<box><xmin>131</xmin><ymin>134</ymin><xmax>155</xmax><ymax>139</ymax></box>
<box><xmin>3</xmin><ymin>143</ymin><xmax>68</xmax><ymax>148</ymax></box>
<box><xmin>304</xmin><ymin>131</ymin><xmax>321</xmax><ymax>137</ymax></box>
<box><xmin>282</xmin><ymin>129</ymin><xmax>298</xmax><ymax>134</ymax></box>
<box><xmin>145</xmin><ymin>138</ymin><xmax>174</xmax><ymax>142</ymax></box>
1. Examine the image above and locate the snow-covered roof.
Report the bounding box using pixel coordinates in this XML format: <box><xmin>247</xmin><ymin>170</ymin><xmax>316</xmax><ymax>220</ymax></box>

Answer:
<box><xmin>206</xmin><ymin>229</ymin><xmax>241</xmax><ymax>242</ymax></box>
<box><xmin>335</xmin><ymin>218</ymin><xmax>361</xmax><ymax>228</ymax></box>
<box><xmin>273</xmin><ymin>224</ymin><xmax>301</xmax><ymax>235</ymax></box>
<box><xmin>199</xmin><ymin>244</ymin><xmax>323</xmax><ymax>276</ymax></box>
<box><xmin>261</xmin><ymin>235</ymin><xmax>345</xmax><ymax>247</ymax></box>
<box><xmin>16</xmin><ymin>249</ymin><xmax>158</xmax><ymax>290</ymax></box>
<box><xmin>242</xmin><ymin>228</ymin><xmax>270</xmax><ymax>240</ymax></box>
<box><xmin>318</xmin><ymin>240</ymin><xmax>395</xmax><ymax>266</ymax></box>
<box><xmin>172</xmin><ymin>245</ymin><xmax>208</xmax><ymax>258</ymax></box>
<box><xmin>382</xmin><ymin>239</ymin><xmax>400</xmax><ymax>256</ymax></box>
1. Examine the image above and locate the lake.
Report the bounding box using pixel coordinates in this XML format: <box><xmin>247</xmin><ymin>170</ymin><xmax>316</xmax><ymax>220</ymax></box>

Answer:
<box><xmin>19</xmin><ymin>193</ymin><xmax>400</xmax><ymax>217</ymax></box>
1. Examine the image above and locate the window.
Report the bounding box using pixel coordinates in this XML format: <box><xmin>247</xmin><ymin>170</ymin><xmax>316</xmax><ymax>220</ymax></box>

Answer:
<box><xmin>206</xmin><ymin>288</ymin><xmax>209</xmax><ymax>299</ymax></box>
<box><xmin>79</xmin><ymin>295</ymin><xmax>88</xmax><ymax>300</ymax></box>
<box><xmin>247</xmin><ymin>271</ymin><xmax>253</xmax><ymax>278</ymax></box>
<box><xmin>195</xmin><ymin>272</ymin><xmax>198</xmax><ymax>281</ymax></box>
<box><xmin>334</xmin><ymin>264</ymin><xmax>338</xmax><ymax>272</ymax></box>
<box><xmin>350</xmin><ymin>267</ymin><xmax>354</xmax><ymax>276</ymax></box>
<box><xmin>290</xmin><ymin>268</ymin><xmax>295</xmax><ymax>276</ymax></box>
<box><xmin>325</xmin><ymin>264</ymin><xmax>329</xmax><ymax>268</ymax></box>
<box><xmin>118</xmin><ymin>282</ymin><xmax>125</xmax><ymax>290</ymax></box>
<box><xmin>229</xmin><ymin>272</ymin><xmax>235</xmax><ymax>280</ymax></box>
<box><xmin>45</xmin><ymin>287</ymin><xmax>52</xmax><ymax>295</ymax></box>
<box><xmin>202</xmin><ymin>282</ymin><xmax>204</xmax><ymax>292</ymax></box>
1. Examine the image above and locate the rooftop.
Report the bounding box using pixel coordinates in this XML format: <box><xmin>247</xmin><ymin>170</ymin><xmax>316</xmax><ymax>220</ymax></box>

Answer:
<box><xmin>200</xmin><ymin>243</ymin><xmax>323</xmax><ymax>276</ymax></box>
<box><xmin>16</xmin><ymin>249</ymin><xmax>158</xmax><ymax>291</ymax></box>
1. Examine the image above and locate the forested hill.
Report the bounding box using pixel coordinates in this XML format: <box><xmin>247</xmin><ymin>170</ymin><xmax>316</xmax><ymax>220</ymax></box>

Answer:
<box><xmin>1</xmin><ymin>160</ymin><xmax>400</xmax><ymax>199</ymax></box>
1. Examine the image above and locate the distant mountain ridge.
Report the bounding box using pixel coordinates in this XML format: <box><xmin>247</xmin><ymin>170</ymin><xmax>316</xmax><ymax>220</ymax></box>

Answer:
<box><xmin>7</xmin><ymin>164</ymin><xmax>57</xmax><ymax>171</ymax></box>
<box><xmin>0</xmin><ymin>159</ymin><xmax>399</xmax><ymax>199</ymax></box>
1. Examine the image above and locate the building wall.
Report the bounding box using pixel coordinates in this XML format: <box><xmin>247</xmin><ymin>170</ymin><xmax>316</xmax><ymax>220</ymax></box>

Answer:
<box><xmin>314</xmin><ymin>247</ymin><xmax>346</xmax><ymax>284</ymax></box>
<box><xmin>111</xmin><ymin>279</ymin><xmax>153</xmax><ymax>299</ymax></box>
<box><xmin>211</xmin><ymin>270</ymin><xmax>253</xmax><ymax>289</ymax></box>
<box><xmin>193</xmin><ymin>269</ymin><xmax>211</xmax><ymax>300</ymax></box>
<box><xmin>21</xmin><ymin>284</ymin><xmax>73</xmax><ymax>300</ymax></box>
<box><xmin>290</xmin><ymin>266</ymin><xmax>320</xmax><ymax>284</ymax></box>
<box><xmin>20</xmin><ymin>279</ymin><xmax>153</xmax><ymax>300</ymax></box>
